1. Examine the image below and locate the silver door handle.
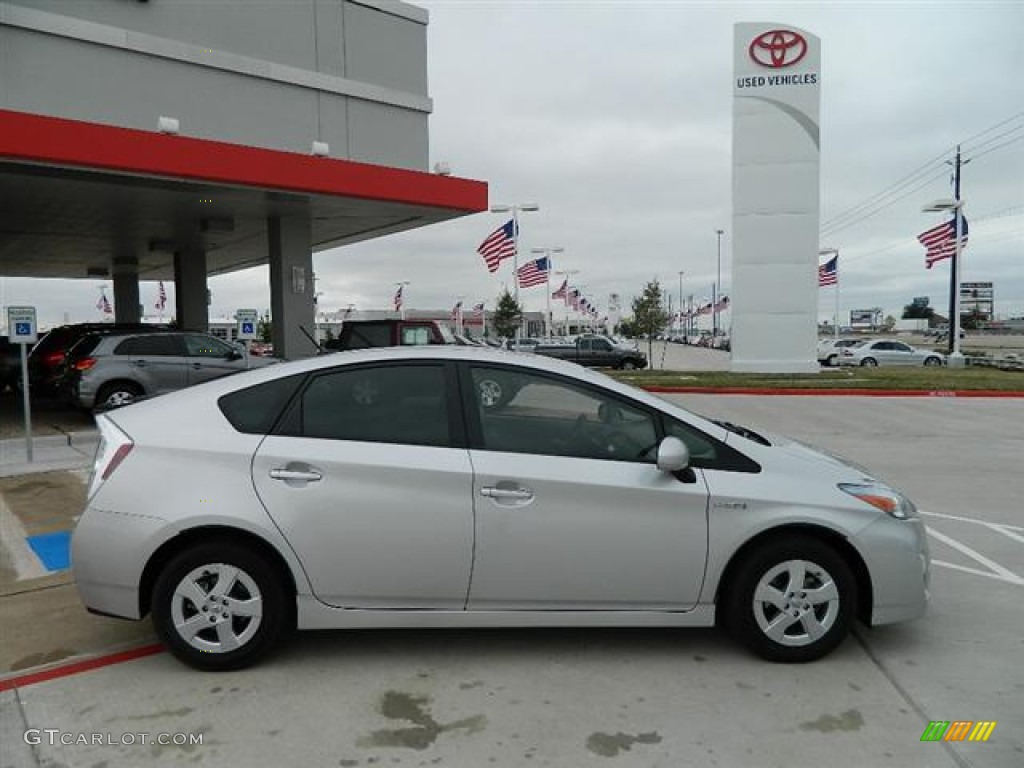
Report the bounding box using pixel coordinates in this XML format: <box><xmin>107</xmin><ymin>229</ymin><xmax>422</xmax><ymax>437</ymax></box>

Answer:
<box><xmin>480</xmin><ymin>486</ymin><xmax>533</xmax><ymax>500</ymax></box>
<box><xmin>270</xmin><ymin>468</ymin><xmax>322</xmax><ymax>482</ymax></box>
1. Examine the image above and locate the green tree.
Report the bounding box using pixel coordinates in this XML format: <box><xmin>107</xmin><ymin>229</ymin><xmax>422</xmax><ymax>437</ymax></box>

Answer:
<box><xmin>257</xmin><ymin>311</ymin><xmax>272</xmax><ymax>343</ymax></box>
<box><xmin>631</xmin><ymin>280</ymin><xmax>670</xmax><ymax>363</ymax></box>
<box><xmin>902</xmin><ymin>298</ymin><xmax>935</xmax><ymax>320</ymax></box>
<box><xmin>492</xmin><ymin>290</ymin><xmax>523</xmax><ymax>339</ymax></box>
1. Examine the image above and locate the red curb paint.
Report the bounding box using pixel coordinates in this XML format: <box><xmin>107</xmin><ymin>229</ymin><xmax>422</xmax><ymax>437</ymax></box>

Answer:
<box><xmin>0</xmin><ymin>644</ymin><xmax>164</xmax><ymax>692</ymax></box>
<box><xmin>642</xmin><ymin>387</ymin><xmax>1024</xmax><ymax>397</ymax></box>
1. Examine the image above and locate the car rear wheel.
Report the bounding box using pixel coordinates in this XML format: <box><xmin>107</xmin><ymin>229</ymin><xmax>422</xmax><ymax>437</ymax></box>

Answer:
<box><xmin>725</xmin><ymin>536</ymin><xmax>855</xmax><ymax>662</ymax></box>
<box><xmin>860</xmin><ymin>358</ymin><xmax>878</xmax><ymax>367</ymax></box>
<box><xmin>923</xmin><ymin>356</ymin><xmax>942</xmax><ymax>366</ymax></box>
<box><xmin>826</xmin><ymin>354</ymin><xmax>838</xmax><ymax>367</ymax></box>
<box><xmin>152</xmin><ymin>542</ymin><xmax>291</xmax><ymax>671</ymax></box>
<box><xmin>95</xmin><ymin>381</ymin><xmax>142</xmax><ymax>409</ymax></box>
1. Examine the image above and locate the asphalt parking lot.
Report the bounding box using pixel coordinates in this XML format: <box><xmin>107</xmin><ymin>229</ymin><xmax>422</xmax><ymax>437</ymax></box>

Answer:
<box><xmin>0</xmin><ymin>394</ymin><xmax>1021</xmax><ymax>767</ymax></box>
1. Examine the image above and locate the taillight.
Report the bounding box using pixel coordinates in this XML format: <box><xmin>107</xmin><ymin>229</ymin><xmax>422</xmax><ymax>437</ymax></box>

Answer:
<box><xmin>73</xmin><ymin>357</ymin><xmax>97</xmax><ymax>372</ymax></box>
<box><xmin>87</xmin><ymin>416</ymin><xmax>134</xmax><ymax>498</ymax></box>
<box><xmin>44</xmin><ymin>351</ymin><xmax>64</xmax><ymax>366</ymax></box>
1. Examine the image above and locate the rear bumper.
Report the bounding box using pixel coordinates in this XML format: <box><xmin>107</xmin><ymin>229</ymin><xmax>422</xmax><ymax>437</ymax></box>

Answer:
<box><xmin>72</xmin><ymin>505</ymin><xmax>172</xmax><ymax>620</ymax></box>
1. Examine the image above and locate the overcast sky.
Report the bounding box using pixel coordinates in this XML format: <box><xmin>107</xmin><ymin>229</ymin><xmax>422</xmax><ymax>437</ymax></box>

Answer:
<box><xmin>3</xmin><ymin>0</ymin><xmax>1022</xmax><ymax>330</ymax></box>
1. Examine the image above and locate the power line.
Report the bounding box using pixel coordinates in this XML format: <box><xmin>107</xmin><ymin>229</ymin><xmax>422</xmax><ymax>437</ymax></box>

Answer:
<box><xmin>821</xmin><ymin>167</ymin><xmax>949</xmax><ymax>238</ymax></box>
<box><xmin>820</xmin><ymin>111</ymin><xmax>1024</xmax><ymax>237</ymax></box>
<box><xmin>970</xmin><ymin>133</ymin><xmax>1024</xmax><ymax>163</ymax></box>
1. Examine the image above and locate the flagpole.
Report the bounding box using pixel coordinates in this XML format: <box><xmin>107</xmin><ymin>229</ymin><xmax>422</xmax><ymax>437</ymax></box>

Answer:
<box><xmin>490</xmin><ymin>203</ymin><xmax>539</xmax><ymax>339</ymax></box>
<box><xmin>835</xmin><ymin>259</ymin><xmax>840</xmax><ymax>342</ymax></box>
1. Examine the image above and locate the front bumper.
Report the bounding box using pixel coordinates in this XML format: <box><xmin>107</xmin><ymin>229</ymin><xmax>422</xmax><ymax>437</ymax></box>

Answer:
<box><xmin>854</xmin><ymin>515</ymin><xmax>930</xmax><ymax>626</ymax></box>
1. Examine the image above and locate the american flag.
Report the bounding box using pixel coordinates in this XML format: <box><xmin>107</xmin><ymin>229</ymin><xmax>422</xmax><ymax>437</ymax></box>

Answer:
<box><xmin>552</xmin><ymin>279</ymin><xmax>568</xmax><ymax>300</ymax></box>
<box><xmin>918</xmin><ymin>214</ymin><xmax>968</xmax><ymax>269</ymax></box>
<box><xmin>697</xmin><ymin>302</ymin><xmax>713</xmax><ymax>316</ymax></box>
<box><xmin>713</xmin><ymin>295</ymin><xmax>730</xmax><ymax>313</ymax></box>
<box><xmin>477</xmin><ymin>220</ymin><xmax>517</xmax><ymax>273</ymax></box>
<box><xmin>818</xmin><ymin>256</ymin><xmax>838</xmax><ymax>287</ymax></box>
<box><xmin>96</xmin><ymin>292</ymin><xmax>112</xmax><ymax>315</ymax></box>
<box><xmin>568</xmin><ymin>289</ymin><xmax>581</xmax><ymax>311</ymax></box>
<box><xmin>517</xmin><ymin>257</ymin><xmax>550</xmax><ymax>288</ymax></box>
<box><xmin>155</xmin><ymin>280</ymin><xmax>167</xmax><ymax>310</ymax></box>
<box><xmin>450</xmin><ymin>300</ymin><xmax>462</xmax><ymax>321</ymax></box>
<box><xmin>472</xmin><ymin>302</ymin><xmax>485</xmax><ymax>314</ymax></box>
<box><xmin>393</xmin><ymin>285</ymin><xmax>403</xmax><ymax>311</ymax></box>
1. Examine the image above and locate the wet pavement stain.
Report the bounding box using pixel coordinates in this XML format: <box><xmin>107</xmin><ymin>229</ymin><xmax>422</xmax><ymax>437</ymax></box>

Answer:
<box><xmin>9</xmin><ymin>648</ymin><xmax>76</xmax><ymax>670</ymax></box>
<box><xmin>799</xmin><ymin>709</ymin><xmax>864</xmax><ymax>732</ymax></box>
<box><xmin>586</xmin><ymin>731</ymin><xmax>662</xmax><ymax>757</ymax></box>
<box><xmin>358</xmin><ymin>690</ymin><xmax>487</xmax><ymax>751</ymax></box>
<box><xmin>114</xmin><ymin>706</ymin><xmax>194</xmax><ymax>722</ymax></box>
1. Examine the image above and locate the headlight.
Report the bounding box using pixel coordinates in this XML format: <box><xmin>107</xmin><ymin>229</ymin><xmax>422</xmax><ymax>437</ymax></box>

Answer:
<box><xmin>838</xmin><ymin>483</ymin><xmax>918</xmax><ymax>520</ymax></box>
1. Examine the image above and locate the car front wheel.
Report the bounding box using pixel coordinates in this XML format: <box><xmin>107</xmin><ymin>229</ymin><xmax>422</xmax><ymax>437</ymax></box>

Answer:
<box><xmin>725</xmin><ymin>536</ymin><xmax>855</xmax><ymax>662</ymax></box>
<box><xmin>860</xmin><ymin>357</ymin><xmax>878</xmax><ymax>367</ymax></box>
<box><xmin>152</xmin><ymin>542</ymin><xmax>291</xmax><ymax>671</ymax></box>
<box><xmin>923</xmin><ymin>356</ymin><xmax>942</xmax><ymax>366</ymax></box>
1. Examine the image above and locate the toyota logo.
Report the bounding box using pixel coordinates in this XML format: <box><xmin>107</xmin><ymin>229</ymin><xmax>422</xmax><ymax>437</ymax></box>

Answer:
<box><xmin>749</xmin><ymin>29</ymin><xmax>807</xmax><ymax>69</ymax></box>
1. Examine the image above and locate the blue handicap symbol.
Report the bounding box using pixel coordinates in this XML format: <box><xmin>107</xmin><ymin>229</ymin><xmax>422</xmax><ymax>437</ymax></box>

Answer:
<box><xmin>242</xmin><ymin>322</ymin><xmax>254</xmax><ymax>334</ymax></box>
<box><xmin>15</xmin><ymin>322</ymin><xmax>31</xmax><ymax>335</ymax></box>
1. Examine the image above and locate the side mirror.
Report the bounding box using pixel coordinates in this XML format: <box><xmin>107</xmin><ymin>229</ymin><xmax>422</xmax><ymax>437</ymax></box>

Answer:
<box><xmin>656</xmin><ymin>436</ymin><xmax>690</xmax><ymax>473</ymax></box>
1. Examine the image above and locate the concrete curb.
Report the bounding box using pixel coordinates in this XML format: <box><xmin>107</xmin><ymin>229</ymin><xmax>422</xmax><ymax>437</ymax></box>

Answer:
<box><xmin>642</xmin><ymin>386</ymin><xmax>1024</xmax><ymax>397</ymax></box>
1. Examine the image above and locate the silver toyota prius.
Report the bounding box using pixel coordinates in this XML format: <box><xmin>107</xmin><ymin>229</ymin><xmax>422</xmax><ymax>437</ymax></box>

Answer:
<box><xmin>72</xmin><ymin>346</ymin><xmax>929</xmax><ymax>670</ymax></box>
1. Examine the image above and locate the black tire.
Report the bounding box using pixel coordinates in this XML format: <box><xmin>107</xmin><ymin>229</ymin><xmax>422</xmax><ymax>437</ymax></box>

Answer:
<box><xmin>619</xmin><ymin>359</ymin><xmax>637</xmax><ymax>370</ymax></box>
<box><xmin>95</xmin><ymin>381</ymin><xmax>142</xmax><ymax>410</ymax></box>
<box><xmin>826</xmin><ymin>354</ymin><xmax>838</xmax><ymax>367</ymax></box>
<box><xmin>152</xmin><ymin>542</ymin><xmax>292</xmax><ymax>671</ymax></box>
<box><xmin>860</xmin><ymin>358</ymin><xmax>878</xmax><ymax>367</ymax></box>
<box><xmin>923</xmin><ymin>356</ymin><xmax>942</xmax><ymax>367</ymax></box>
<box><xmin>724</xmin><ymin>536</ymin><xmax>856</xmax><ymax>663</ymax></box>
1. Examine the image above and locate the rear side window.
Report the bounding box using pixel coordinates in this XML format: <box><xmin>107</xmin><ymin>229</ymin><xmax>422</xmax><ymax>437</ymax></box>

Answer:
<box><xmin>400</xmin><ymin>326</ymin><xmax>431</xmax><ymax>346</ymax></box>
<box><xmin>113</xmin><ymin>335</ymin><xmax>184</xmax><ymax>356</ymax></box>
<box><xmin>218</xmin><ymin>375</ymin><xmax>305</xmax><ymax>434</ymax></box>
<box><xmin>67</xmin><ymin>335</ymin><xmax>104</xmax><ymax>360</ymax></box>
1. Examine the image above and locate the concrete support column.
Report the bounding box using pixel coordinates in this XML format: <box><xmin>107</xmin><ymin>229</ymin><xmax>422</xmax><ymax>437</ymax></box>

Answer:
<box><xmin>173</xmin><ymin>246</ymin><xmax>209</xmax><ymax>332</ymax></box>
<box><xmin>268</xmin><ymin>214</ymin><xmax>315</xmax><ymax>359</ymax></box>
<box><xmin>112</xmin><ymin>258</ymin><xmax>141</xmax><ymax>323</ymax></box>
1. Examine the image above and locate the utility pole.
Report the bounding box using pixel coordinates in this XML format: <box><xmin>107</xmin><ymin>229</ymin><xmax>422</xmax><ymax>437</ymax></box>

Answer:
<box><xmin>947</xmin><ymin>146</ymin><xmax>963</xmax><ymax>357</ymax></box>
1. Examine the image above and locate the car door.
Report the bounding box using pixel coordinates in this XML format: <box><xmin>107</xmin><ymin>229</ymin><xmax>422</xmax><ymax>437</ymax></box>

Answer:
<box><xmin>889</xmin><ymin>341</ymin><xmax>919</xmax><ymax>365</ymax></box>
<box><xmin>251</xmin><ymin>362</ymin><xmax>474</xmax><ymax>609</ymax></box>
<box><xmin>184</xmin><ymin>333</ymin><xmax>246</xmax><ymax>384</ymax></box>
<box><xmin>463</xmin><ymin>364</ymin><xmax>710</xmax><ymax>611</ymax></box>
<box><xmin>111</xmin><ymin>334</ymin><xmax>188</xmax><ymax>394</ymax></box>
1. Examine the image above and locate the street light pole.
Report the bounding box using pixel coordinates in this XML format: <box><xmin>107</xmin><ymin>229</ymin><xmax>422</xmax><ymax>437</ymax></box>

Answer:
<box><xmin>554</xmin><ymin>269</ymin><xmax>579</xmax><ymax>335</ymax></box>
<box><xmin>714</xmin><ymin>229</ymin><xmax>724</xmax><ymax>337</ymax></box>
<box><xmin>491</xmin><ymin>203</ymin><xmax>539</xmax><ymax>338</ymax></box>
<box><xmin>532</xmin><ymin>246</ymin><xmax>564</xmax><ymax>339</ymax></box>
<box><xmin>677</xmin><ymin>270</ymin><xmax>684</xmax><ymax>338</ymax></box>
<box><xmin>922</xmin><ymin>196</ymin><xmax>965</xmax><ymax>365</ymax></box>
<box><xmin>394</xmin><ymin>281</ymin><xmax>409</xmax><ymax>321</ymax></box>
<box><xmin>819</xmin><ymin>248</ymin><xmax>840</xmax><ymax>341</ymax></box>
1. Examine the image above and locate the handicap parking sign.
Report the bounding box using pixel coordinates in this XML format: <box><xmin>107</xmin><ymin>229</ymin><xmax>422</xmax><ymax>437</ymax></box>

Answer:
<box><xmin>236</xmin><ymin>309</ymin><xmax>259</xmax><ymax>341</ymax></box>
<box><xmin>7</xmin><ymin>305</ymin><xmax>38</xmax><ymax>344</ymax></box>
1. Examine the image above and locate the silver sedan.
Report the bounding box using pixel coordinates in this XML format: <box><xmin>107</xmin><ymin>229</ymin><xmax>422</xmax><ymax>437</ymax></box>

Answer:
<box><xmin>72</xmin><ymin>347</ymin><xmax>929</xmax><ymax>670</ymax></box>
<box><xmin>838</xmin><ymin>339</ymin><xmax>945</xmax><ymax>367</ymax></box>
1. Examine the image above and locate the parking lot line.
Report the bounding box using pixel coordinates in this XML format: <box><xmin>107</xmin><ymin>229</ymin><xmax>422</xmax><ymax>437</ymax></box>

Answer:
<box><xmin>926</xmin><ymin>526</ymin><xmax>1024</xmax><ymax>587</ymax></box>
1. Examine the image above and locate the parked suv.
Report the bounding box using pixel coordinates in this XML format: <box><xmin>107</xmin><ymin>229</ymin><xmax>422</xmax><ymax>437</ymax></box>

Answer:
<box><xmin>28</xmin><ymin>322</ymin><xmax>169</xmax><ymax>397</ymax></box>
<box><xmin>62</xmin><ymin>331</ymin><xmax>275</xmax><ymax>410</ymax></box>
